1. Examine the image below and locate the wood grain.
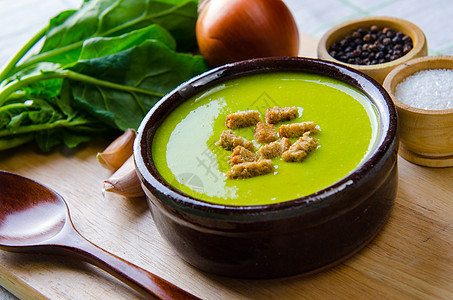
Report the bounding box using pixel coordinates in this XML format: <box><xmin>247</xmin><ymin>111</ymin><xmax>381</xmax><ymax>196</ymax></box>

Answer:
<box><xmin>0</xmin><ymin>35</ymin><xmax>452</xmax><ymax>300</ymax></box>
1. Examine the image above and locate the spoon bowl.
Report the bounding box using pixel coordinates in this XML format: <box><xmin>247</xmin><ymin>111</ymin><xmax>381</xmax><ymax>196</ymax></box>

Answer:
<box><xmin>0</xmin><ymin>171</ymin><xmax>68</xmax><ymax>247</ymax></box>
<box><xmin>0</xmin><ymin>170</ymin><xmax>199</xmax><ymax>300</ymax></box>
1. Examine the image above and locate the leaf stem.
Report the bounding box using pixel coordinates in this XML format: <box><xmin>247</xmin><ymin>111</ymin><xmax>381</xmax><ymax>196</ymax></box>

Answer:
<box><xmin>0</xmin><ymin>70</ymin><xmax>164</xmax><ymax>106</ymax></box>
<box><xmin>0</xmin><ymin>26</ymin><xmax>48</xmax><ymax>83</ymax></box>
<box><xmin>0</xmin><ymin>103</ymin><xmax>33</xmax><ymax>113</ymax></box>
<box><xmin>0</xmin><ymin>134</ymin><xmax>34</xmax><ymax>150</ymax></box>
<box><xmin>0</xmin><ymin>72</ymin><xmax>62</xmax><ymax>105</ymax></box>
<box><xmin>4</xmin><ymin>91</ymin><xmax>27</xmax><ymax>102</ymax></box>
<box><xmin>64</xmin><ymin>70</ymin><xmax>165</xmax><ymax>98</ymax></box>
<box><xmin>0</xmin><ymin>116</ymin><xmax>99</xmax><ymax>138</ymax></box>
<box><xmin>12</xmin><ymin>42</ymin><xmax>82</xmax><ymax>74</ymax></box>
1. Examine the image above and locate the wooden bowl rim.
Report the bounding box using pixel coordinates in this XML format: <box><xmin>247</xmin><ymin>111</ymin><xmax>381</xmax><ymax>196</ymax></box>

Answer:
<box><xmin>383</xmin><ymin>55</ymin><xmax>453</xmax><ymax>115</ymax></box>
<box><xmin>317</xmin><ymin>16</ymin><xmax>427</xmax><ymax>71</ymax></box>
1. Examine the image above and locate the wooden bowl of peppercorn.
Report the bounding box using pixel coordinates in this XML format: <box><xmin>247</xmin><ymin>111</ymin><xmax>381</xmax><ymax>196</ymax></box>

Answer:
<box><xmin>317</xmin><ymin>16</ymin><xmax>428</xmax><ymax>84</ymax></box>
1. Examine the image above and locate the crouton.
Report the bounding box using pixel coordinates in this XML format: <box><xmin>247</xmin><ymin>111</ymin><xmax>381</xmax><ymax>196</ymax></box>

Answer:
<box><xmin>279</xmin><ymin>121</ymin><xmax>320</xmax><ymax>138</ymax></box>
<box><xmin>215</xmin><ymin>130</ymin><xmax>255</xmax><ymax>151</ymax></box>
<box><xmin>258</xmin><ymin>137</ymin><xmax>292</xmax><ymax>159</ymax></box>
<box><xmin>225</xmin><ymin>110</ymin><xmax>261</xmax><ymax>129</ymax></box>
<box><xmin>226</xmin><ymin>159</ymin><xmax>274</xmax><ymax>179</ymax></box>
<box><xmin>265</xmin><ymin>106</ymin><xmax>298</xmax><ymax>124</ymax></box>
<box><xmin>229</xmin><ymin>146</ymin><xmax>259</xmax><ymax>165</ymax></box>
<box><xmin>282</xmin><ymin>132</ymin><xmax>319</xmax><ymax>162</ymax></box>
<box><xmin>254</xmin><ymin>121</ymin><xmax>277</xmax><ymax>143</ymax></box>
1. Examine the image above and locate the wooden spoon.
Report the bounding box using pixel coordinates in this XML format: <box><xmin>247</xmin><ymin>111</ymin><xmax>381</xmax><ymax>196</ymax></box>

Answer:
<box><xmin>0</xmin><ymin>170</ymin><xmax>199</xmax><ymax>300</ymax></box>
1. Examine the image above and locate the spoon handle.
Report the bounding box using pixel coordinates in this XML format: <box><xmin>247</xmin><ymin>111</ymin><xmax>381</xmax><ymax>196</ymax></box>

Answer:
<box><xmin>57</xmin><ymin>227</ymin><xmax>200</xmax><ymax>300</ymax></box>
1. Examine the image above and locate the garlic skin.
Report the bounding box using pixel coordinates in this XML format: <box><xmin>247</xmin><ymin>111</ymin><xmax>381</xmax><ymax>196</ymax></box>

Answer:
<box><xmin>97</xmin><ymin>129</ymin><xmax>136</xmax><ymax>170</ymax></box>
<box><xmin>196</xmin><ymin>0</ymin><xmax>300</xmax><ymax>67</ymax></box>
<box><xmin>103</xmin><ymin>155</ymin><xmax>145</xmax><ymax>198</ymax></box>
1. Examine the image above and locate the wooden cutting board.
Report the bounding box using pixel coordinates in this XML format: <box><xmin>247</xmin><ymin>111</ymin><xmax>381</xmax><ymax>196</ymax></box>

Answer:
<box><xmin>0</xmin><ymin>35</ymin><xmax>452</xmax><ymax>300</ymax></box>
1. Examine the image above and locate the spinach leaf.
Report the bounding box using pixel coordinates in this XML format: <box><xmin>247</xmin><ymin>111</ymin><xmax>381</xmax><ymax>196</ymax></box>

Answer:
<box><xmin>0</xmin><ymin>96</ymin><xmax>110</xmax><ymax>151</ymax></box>
<box><xmin>68</xmin><ymin>39</ymin><xmax>207</xmax><ymax>130</ymax></box>
<box><xmin>9</xmin><ymin>24</ymin><xmax>175</xmax><ymax>102</ymax></box>
<box><xmin>79</xmin><ymin>24</ymin><xmax>177</xmax><ymax>60</ymax></box>
<box><xmin>0</xmin><ymin>0</ymin><xmax>206</xmax><ymax>152</ymax></box>
<box><xmin>13</xmin><ymin>0</ymin><xmax>198</xmax><ymax>75</ymax></box>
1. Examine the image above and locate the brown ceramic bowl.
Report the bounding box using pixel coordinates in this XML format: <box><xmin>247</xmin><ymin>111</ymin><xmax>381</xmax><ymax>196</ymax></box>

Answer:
<box><xmin>318</xmin><ymin>16</ymin><xmax>428</xmax><ymax>84</ymax></box>
<box><xmin>134</xmin><ymin>57</ymin><xmax>398</xmax><ymax>279</ymax></box>
<box><xmin>383</xmin><ymin>55</ymin><xmax>453</xmax><ymax>167</ymax></box>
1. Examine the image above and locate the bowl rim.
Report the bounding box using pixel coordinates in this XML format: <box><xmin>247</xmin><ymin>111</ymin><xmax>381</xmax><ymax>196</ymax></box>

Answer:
<box><xmin>317</xmin><ymin>15</ymin><xmax>427</xmax><ymax>70</ymax></box>
<box><xmin>383</xmin><ymin>55</ymin><xmax>453</xmax><ymax>115</ymax></box>
<box><xmin>134</xmin><ymin>57</ymin><xmax>397</xmax><ymax>217</ymax></box>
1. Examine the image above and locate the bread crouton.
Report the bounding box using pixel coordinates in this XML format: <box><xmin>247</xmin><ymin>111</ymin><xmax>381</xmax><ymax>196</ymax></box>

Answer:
<box><xmin>216</xmin><ymin>130</ymin><xmax>255</xmax><ymax>151</ymax></box>
<box><xmin>279</xmin><ymin>121</ymin><xmax>320</xmax><ymax>138</ymax></box>
<box><xmin>258</xmin><ymin>137</ymin><xmax>292</xmax><ymax>159</ymax></box>
<box><xmin>265</xmin><ymin>106</ymin><xmax>298</xmax><ymax>124</ymax></box>
<box><xmin>226</xmin><ymin>159</ymin><xmax>274</xmax><ymax>179</ymax></box>
<box><xmin>254</xmin><ymin>121</ymin><xmax>277</xmax><ymax>143</ymax></box>
<box><xmin>282</xmin><ymin>132</ymin><xmax>319</xmax><ymax>162</ymax></box>
<box><xmin>229</xmin><ymin>146</ymin><xmax>259</xmax><ymax>165</ymax></box>
<box><xmin>225</xmin><ymin>110</ymin><xmax>261</xmax><ymax>129</ymax></box>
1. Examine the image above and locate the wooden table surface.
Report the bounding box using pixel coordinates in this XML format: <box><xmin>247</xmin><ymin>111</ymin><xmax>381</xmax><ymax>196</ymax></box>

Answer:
<box><xmin>0</xmin><ymin>31</ymin><xmax>452</xmax><ymax>300</ymax></box>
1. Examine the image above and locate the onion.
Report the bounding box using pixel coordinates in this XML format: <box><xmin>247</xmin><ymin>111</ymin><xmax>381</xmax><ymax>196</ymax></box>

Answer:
<box><xmin>196</xmin><ymin>0</ymin><xmax>300</xmax><ymax>67</ymax></box>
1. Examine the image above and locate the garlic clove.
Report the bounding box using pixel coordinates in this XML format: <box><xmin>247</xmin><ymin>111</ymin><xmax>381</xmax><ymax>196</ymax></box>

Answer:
<box><xmin>103</xmin><ymin>155</ymin><xmax>145</xmax><ymax>198</ymax></box>
<box><xmin>97</xmin><ymin>128</ymin><xmax>136</xmax><ymax>170</ymax></box>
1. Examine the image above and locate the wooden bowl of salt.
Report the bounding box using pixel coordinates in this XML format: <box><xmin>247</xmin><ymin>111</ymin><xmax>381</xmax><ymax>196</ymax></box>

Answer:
<box><xmin>383</xmin><ymin>55</ymin><xmax>453</xmax><ymax>167</ymax></box>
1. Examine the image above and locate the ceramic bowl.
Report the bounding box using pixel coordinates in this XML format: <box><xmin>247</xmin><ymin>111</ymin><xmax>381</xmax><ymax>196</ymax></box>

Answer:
<box><xmin>383</xmin><ymin>55</ymin><xmax>453</xmax><ymax>167</ymax></box>
<box><xmin>134</xmin><ymin>57</ymin><xmax>398</xmax><ymax>278</ymax></box>
<box><xmin>318</xmin><ymin>16</ymin><xmax>428</xmax><ymax>84</ymax></box>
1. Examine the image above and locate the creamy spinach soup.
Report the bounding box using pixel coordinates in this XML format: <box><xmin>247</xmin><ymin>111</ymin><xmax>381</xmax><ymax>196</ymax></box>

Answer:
<box><xmin>152</xmin><ymin>72</ymin><xmax>378</xmax><ymax>205</ymax></box>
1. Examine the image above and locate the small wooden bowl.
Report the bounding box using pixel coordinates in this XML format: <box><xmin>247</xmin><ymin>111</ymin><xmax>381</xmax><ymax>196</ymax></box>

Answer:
<box><xmin>318</xmin><ymin>16</ymin><xmax>428</xmax><ymax>84</ymax></box>
<box><xmin>383</xmin><ymin>56</ymin><xmax>453</xmax><ymax>167</ymax></box>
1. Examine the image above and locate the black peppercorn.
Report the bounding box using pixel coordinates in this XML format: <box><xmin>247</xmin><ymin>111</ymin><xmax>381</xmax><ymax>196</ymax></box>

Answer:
<box><xmin>386</xmin><ymin>30</ymin><xmax>396</xmax><ymax>38</ymax></box>
<box><xmin>382</xmin><ymin>27</ymin><xmax>391</xmax><ymax>34</ymax></box>
<box><xmin>357</xmin><ymin>27</ymin><xmax>367</xmax><ymax>35</ymax></box>
<box><xmin>369</xmin><ymin>43</ymin><xmax>378</xmax><ymax>52</ymax></box>
<box><xmin>328</xmin><ymin>24</ymin><xmax>413</xmax><ymax>65</ymax></box>
<box><xmin>351</xmin><ymin>49</ymin><xmax>361</xmax><ymax>58</ymax></box>
<box><xmin>402</xmin><ymin>35</ymin><xmax>411</xmax><ymax>43</ymax></box>
<box><xmin>394</xmin><ymin>44</ymin><xmax>403</xmax><ymax>51</ymax></box>
<box><xmin>352</xmin><ymin>31</ymin><xmax>362</xmax><ymax>39</ymax></box>
<box><xmin>403</xmin><ymin>44</ymin><xmax>412</xmax><ymax>53</ymax></box>
<box><xmin>392</xmin><ymin>35</ymin><xmax>402</xmax><ymax>43</ymax></box>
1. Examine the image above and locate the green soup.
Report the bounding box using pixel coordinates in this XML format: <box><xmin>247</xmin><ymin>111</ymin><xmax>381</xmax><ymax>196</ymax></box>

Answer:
<box><xmin>152</xmin><ymin>72</ymin><xmax>378</xmax><ymax>205</ymax></box>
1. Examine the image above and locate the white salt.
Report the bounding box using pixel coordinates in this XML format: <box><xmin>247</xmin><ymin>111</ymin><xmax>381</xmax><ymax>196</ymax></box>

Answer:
<box><xmin>395</xmin><ymin>69</ymin><xmax>453</xmax><ymax>110</ymax></box>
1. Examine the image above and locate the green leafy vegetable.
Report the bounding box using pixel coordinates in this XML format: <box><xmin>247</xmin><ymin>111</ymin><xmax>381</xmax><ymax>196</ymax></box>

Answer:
<box><xmin>0</xmin><ymin>0</ymin><xmax>207</xmax><ymax>151</ymax></box>
<box><xmin>69</xmin><ymin>39</ymin><xmax>206</xmax><ymax>130</ymax></box>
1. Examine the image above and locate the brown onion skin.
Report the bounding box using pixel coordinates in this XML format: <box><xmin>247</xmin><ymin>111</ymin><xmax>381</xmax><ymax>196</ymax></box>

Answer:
<box><xmin>196</xmin><ymin>0</ymin><xmax>300</xmax><ymax>67</ymax></box>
